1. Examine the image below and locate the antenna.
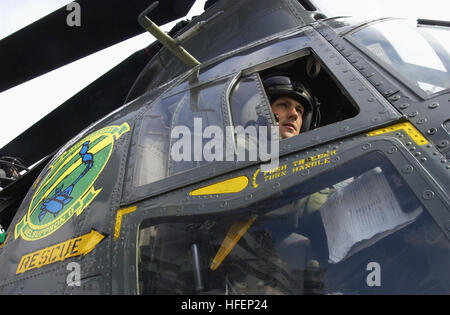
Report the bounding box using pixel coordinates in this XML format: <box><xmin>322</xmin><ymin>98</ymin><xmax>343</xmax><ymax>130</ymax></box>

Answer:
<box><xmin>417</xmin><ymin>19</ymin><xmax>450</xmax><ymax>27</ymax></box>
<box><xmin>138</xmin><ymin>2</ymin><xmax>223</xmax><ymax>69</ymax></box>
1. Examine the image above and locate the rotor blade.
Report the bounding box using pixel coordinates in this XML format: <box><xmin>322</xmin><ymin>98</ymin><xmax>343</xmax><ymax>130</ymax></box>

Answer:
<box><xmin>0</xmin><ymin>0</ymin><xmax>195</xmax><ymax>93</ymax></box>
<box><xmin>0</xmin><ymin>42</ymin><xmax>155</xmax><ymax>168</ymax></box>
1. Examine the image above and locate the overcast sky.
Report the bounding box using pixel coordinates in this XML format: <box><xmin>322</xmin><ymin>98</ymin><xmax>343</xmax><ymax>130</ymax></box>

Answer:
<box><xmin>0</xmin><ymin>0</ymin><xmax>208</xmax><ymax>150</ymax></box>
<box><xmin>0</xmin><ymin>0</ymin><xmax>448</xmax><ymax>149</ymax></box>
<box><xmin>315</xmin><ymin>0</ymin><xmax>449</xmax><ymax>20</ymax></box>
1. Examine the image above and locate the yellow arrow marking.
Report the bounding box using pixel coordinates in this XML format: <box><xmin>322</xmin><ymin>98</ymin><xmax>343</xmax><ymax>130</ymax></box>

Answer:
<box><xmin>16</xmin><ymin>230</ymin><xmax>104</xmax><ymax>274</ymax></box>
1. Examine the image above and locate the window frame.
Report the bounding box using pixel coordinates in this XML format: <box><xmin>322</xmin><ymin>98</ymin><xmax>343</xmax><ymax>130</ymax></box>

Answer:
<box><xmin>117</xmin><ymin>141</ymin><xmax>450</xmax><ymax>294</ymax></box>
<box><xmin>121</xmin><ymin>26</ymin><xmax>404</xmax><ymax>205</ymax></box>
<box><xmin>122</xmin><ymin>73</ymin><xmax>240</xmax><ymax>204</ymax></box>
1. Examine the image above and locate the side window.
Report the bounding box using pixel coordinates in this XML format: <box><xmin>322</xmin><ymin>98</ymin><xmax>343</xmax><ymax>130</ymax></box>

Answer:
<box><xmin>132</xmin><ymin>78</ymin><xmax>232</xmax><ymax>188</ymax></box>
<box><xmin>133</xmin><ymin>92</ymin><xmax>185</xmax><ymax>187</ymax></box>
<box><xmin>229</xmin><ymin>73</ymin><xmax>275</xmax><ymax>129</ymax></box>
<box><xmin>258</xmin><ymin>54</ymin><xmax>359</xmax><ymax>138</ymax></box>
<box><xmin>228</xmin><ymin>73</ymin><xmax>278</xmax><ymax>163</ymax></box>
<box><xmin>229</xmin><ymin>53</ymin><xmax>359</xmax><ymax>144</ymax></box>
<box><xmin>137</xmin><ymin>152</ymin><xmax>450</xmax><ymax>294</ymax></box>
<box><xmin>138</xmin><ymin>153</ymin><xmax>450</xmax><ymax>294</ymax></box>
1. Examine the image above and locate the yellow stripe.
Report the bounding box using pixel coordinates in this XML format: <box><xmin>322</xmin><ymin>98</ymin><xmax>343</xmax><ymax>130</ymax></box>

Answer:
<box><xmin>210</xmin><ymin>216</ymin><xmax>257</xmax><ymax>270</ymax></box>
<box><xmin>367</xmin><ymin>122</ymin><xmax>428</xmax><ymax>146</ymax></box>
<box><xmin>189</xmin><ymin>176</ymin><xmax>249</xmax><ymax>196</ymax></box>
<box><xmin>114</xmin><ymin>206</ymin><xmax>137</xmax><ymax>239</ymax></box>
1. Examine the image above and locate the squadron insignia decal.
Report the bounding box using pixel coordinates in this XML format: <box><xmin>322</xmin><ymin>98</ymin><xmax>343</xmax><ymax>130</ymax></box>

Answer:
<box><xmin>15</xmin><ymin>123</ymin><xmax>130</xmax><ymax>241</ymax></box>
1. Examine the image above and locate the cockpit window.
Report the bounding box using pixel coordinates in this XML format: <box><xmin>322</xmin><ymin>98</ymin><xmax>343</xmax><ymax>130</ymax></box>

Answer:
<box><xmin>137</xmin><ymin>152</ymin><xmax>450</xmax><ymax>294</ymax></box>
<box><xmin>133</xmin><ymin>78</ymin><xmax>231</xmax><ymax>187</ymax></box>
<box><xmin>229</xmin><ymin>53</ymin><xmax>359</xmax><ymax>144</ymax></box>
<box><xmin>351</xmin><ymin>19</ymin><xmax>450</xmax><ymax>95</ymax></box>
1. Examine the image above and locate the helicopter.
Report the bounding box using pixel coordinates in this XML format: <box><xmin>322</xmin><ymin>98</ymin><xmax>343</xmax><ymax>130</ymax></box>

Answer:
<box><xmin>0</xmin><ymin>0</ymin><xmax>449</xmax><ymax>295</ymax></box>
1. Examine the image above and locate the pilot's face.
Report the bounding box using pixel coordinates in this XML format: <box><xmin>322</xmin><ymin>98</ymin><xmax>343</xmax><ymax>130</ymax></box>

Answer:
<box><xmin>271</xmin><ymin>96</ymin><xmax>304</xmax><ymax>139</ymax></box>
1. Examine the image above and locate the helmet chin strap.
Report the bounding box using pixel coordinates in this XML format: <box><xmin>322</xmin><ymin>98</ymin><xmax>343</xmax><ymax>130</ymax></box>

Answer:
<box><xmin>300</xmin><ymin>111</ymin><xmax>313</xmax><ymax>133</ymax></box>
<box><xmin>274</xmin><ymin>113</ymin><xmax>280</xmax><ymax>125</ymax></box>
<box><xmin>300</xmin><ymin>97</ymin><xmax>321</xmax><ymax>133</ymax></box>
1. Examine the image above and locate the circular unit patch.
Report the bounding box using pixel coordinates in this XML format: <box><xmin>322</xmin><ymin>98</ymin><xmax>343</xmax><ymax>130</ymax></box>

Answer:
<box><xmin>15</xmin><ymin>123</ymin><xmax>130</xmax><ymax>241</ymax></box>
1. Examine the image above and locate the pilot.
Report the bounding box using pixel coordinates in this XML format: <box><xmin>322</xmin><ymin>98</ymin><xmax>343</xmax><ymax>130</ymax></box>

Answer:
<box><xmin>262</xmin><ymin>75</ymin><xmax>329</xmax><ymax>291</ymax></box>
<box><xmin>263</xmin><ymin>75</ymin><xmax>319</xmax><ymax>139</ymax></box>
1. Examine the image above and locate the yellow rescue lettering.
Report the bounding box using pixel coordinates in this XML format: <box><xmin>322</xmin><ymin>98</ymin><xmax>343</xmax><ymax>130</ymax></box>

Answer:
<box><xmin>28</xmin><ymin>252</ymin><xmax>40</xmax><ymax>269</ymax></box>
<box><xmin>70</xmin><ymin>238</ymin><xmax>82</xmax><ymax>256</ymax></box>
<box><xmin>16</xmin><ymin>230</ymin><xmax>104</xmax><ymax>274</ymax></box>
<box><xmin>17</xmin><ymin>255</ymin><xmax>31</xmax><ymax>273</ymax></box>
<box><xmin>50</xmin><ymin>245</ymin><xmax>61</xmax><ymax>263</ymax></box>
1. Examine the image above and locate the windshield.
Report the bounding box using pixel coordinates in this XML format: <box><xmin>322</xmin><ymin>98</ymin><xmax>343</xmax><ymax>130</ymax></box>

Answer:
<box><xmin>137</xmin><ymin>153</ymin><xmax>450</xmax><ymax>294</ymax></box>
<box><xmin>351</xmin><ymin>19</ymin><xmax>450</xmax><ymax>95</ymax></box>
